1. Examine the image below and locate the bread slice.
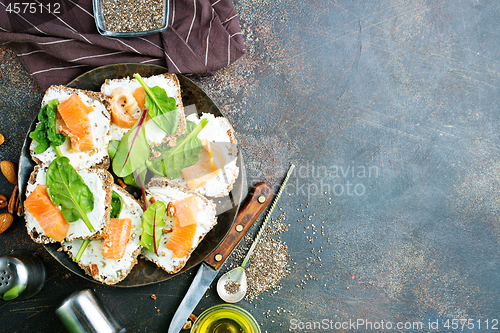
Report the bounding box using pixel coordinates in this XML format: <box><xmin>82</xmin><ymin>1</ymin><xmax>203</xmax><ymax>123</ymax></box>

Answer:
<box><xmin>169</xmin><ymin>113</ymin><xmax>239</xmax><ymax>198</ymax></box>
<box><xmin>24</xmin><ymin>165</ymin><xmax>113</xmax><ymax>243</ymax></box>
<box><xmin>100</xmin><ymin>73</ymin><xmax>186</xmax><ymax>147</ymax></box>
<box><xmin>141</xmin><ymin>178</ymin><xmax>217</xmax><ymax>274</ymax></box>
<box><xmin>30</xmin><ymin>85</ymin><xmax>112</xmax><ymax>170</ymax></box>
<box><xmin>60</xmin><ymin>185</ymin><xmax>144</xmax><ymax>285</ymax></box>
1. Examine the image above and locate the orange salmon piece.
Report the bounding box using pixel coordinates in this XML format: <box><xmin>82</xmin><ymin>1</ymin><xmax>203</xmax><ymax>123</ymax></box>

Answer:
<box><xmin>111</xmin><ymin>87</ymin><xmax>140</xmax><ymax>128</ymax></box>
<box><xmin>174</xmin><ymin>196</ymin><xmax>200</xmax><ymax>227</ymax></box>
<box><xmin>24</xmin><ymin>185</ymin><xmax>69</xmax><ymax>242</ymax></box>
<box><xmin>101</xmin><ymin>218</ymin><xmax>132</xmax><ymax>259</ymax></box>
<box><xmin>166</xmin><ymin>216</ymin><xmax>196</xmax><ymax>258</ymax></box>
<box><xmin>57</xmin><ymin>94</ymin><xmax>94</xmax><ymax>152</ymax></box>
<box><xmin>133</xmin><ymin>87</ymin><xmax>146</xmax><ymax>112</ymax></box>
<box><xmin>181</xmin><ymin>140</ymin><xmax>226</xmax><ymax>190</ymax></box>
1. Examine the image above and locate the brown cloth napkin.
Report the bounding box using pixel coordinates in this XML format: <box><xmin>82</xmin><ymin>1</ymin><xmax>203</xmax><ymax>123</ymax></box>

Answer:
<box><xmin>0</xmin><ymin>0</ymin><xmax>245</xmax><ymax>90</ymax></box>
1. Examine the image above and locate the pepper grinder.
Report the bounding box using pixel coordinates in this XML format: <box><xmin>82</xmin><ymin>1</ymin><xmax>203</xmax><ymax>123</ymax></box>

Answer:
<box><xmin>0</xmin><ymin>250</ymin><xmax>46</xmax><ymax>301</ymax></box>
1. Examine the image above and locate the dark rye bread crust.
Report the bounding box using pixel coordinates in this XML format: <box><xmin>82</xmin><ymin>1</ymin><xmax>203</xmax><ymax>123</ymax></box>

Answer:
<box><xmin>30</xmin><ymin>85</ymin><xmax>112</xmax><ymax>169</ymax></box>
<box><xmin>24</xmin><ymin>165</ymin><xmax>113</xmax><ymax>243</ymax></box>
<box><xmin>144</xmin><ymin>178</ymin><xmax>218</xmax><ymax>274</ymax></box>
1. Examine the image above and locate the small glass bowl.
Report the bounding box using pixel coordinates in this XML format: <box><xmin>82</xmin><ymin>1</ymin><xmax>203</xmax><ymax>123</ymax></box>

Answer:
<box><xmin>93</xmin><ymin>0</ymin><xmax>169</xmax><ymax>37</ymax></box>
<box><xmin>191</xmin><ymin>304</ymin><xmax>261</xmax><ymax>333</ymax></box>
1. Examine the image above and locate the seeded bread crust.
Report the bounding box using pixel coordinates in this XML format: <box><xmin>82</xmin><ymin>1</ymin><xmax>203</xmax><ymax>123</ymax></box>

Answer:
<box><xmin>60</xmin><ymin>184</ymin><xmax>143</xmax><ymax>285</ymax></box>
<box><xmin>143</xmin><ymin>178</ymin><xmax>218</xmax><ymax>274</ymax></box>
<box><xmin>61</xmin><ymin>243</ymin><xmax>142</xmax><ymax>285</ymax></box>
<box><xmin>112</xmin><ymin>184</ymin><xmax>144</xmax><ymax>212</ymax></box>
<box><xmin>206</xmin><ymin>117</ymin><xmax>239</xmax><ymax>198</ymax></box>
<box><xmin>24</xmin><ymin>165</ymin><xmax>113</xmax><ymax>243</ymax></box>
<box><xmin>30</xmin><ymin>85</ymin><xmax>112</xmax><ymax>169</ymax></box>
<box><xmin>170</xmin><ymin>115</ymin><xmax>240</xmax><ymax>198</ymax></box>
<box><xmin>101</xmin><ymin>73</ymin><xmax>186</xmax><ymax>147</ymax></box>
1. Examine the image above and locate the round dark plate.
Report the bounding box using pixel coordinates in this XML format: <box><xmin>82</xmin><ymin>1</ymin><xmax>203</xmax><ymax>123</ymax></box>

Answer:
<box><xmin>18</xmin><ymin>64</ymin><xmax>246</xmax><ymax>287</ymax></box>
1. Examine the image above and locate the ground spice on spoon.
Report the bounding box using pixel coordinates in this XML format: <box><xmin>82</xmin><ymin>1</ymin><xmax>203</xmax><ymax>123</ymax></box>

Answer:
<box><xmin>224</xmin><ymin>280</ymin><xmax>241</xmax><ymax>295</ymax></box>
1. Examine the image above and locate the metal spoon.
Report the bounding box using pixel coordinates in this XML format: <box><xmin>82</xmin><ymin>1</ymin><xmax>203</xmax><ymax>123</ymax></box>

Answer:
<box><xmin>217</xmin><ymin>164</ymin><xmax>295</xmax><ymax>303</ymax></box>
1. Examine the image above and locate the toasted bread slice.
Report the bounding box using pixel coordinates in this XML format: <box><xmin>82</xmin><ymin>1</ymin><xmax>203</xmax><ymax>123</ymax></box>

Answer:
<box><xmin>61</xmin><ymin>185</ymin><xmax>144</xmax><ymax>285</ymax></box>
<box><xmin>100</xmin><ymin>73</ymin><xmax>186</xmax><ymax>147</ymax></box>
<box><xmin>169</xmin><ymin>113</ymin><xmax>239</xmax><ymax>198</ymax></box>
<box><xmin>141</xmin><ymin>178</ymin><xmax>217</xmax><ymax>274</ymax></box>
<box><xmin>24</xmin><ymin>165</ymin><xmax>113</xmax><ymax>243</ymax></box>
<box><xmin>29</xmin><ymin>85</ymin><xmax>112</xmax><ymax>170</ymax></box>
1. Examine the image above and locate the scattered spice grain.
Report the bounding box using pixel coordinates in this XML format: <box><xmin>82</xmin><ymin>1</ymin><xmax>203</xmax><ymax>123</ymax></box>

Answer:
<box><xmin>245</xmin><ymin>235</ymin><xmax>290</xmax><ymax>302</ymax></box>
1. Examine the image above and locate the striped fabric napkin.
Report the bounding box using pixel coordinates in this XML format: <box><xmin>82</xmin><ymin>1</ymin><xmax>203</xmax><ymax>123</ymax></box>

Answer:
<box><xmin>0</xmin><ymin>0</ymin><xmax>245</xmax><ymax>89</ymax></box>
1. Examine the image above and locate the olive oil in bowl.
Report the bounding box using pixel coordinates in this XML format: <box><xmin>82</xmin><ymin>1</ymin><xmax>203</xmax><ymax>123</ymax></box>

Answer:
<box><xmin>191</xmin><ymin>304</ymin><xmax>260</xmax><ymax>333</ymax></box>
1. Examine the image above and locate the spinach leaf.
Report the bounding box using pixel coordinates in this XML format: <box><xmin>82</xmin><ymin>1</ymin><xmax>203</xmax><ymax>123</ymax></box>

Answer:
<box><xmin>133</xmin><ymin>73</ymin><xmax>178</xmax><ymax>135</ymax></box>
<box><xmin>110</xmin><ymin>191</ymin><xmax>123</xmax><ymax>218</ymax></box>
<box><xmin>29</xmin><ymin>99</ymin><xmax>66</xmax><ymax>154</ymax></box>
<box><xmin>112</xmin><ymin>108</ymin><xmax>150</xmax><ymax>177</ymax></box>
<box><xmin>147</xmin><ymin>118</ymin><xmax>208</xmax><ymax>179</ymax></box>
<box><xmin>108</xmin><ymin>140</ymin><xmax>120</xmax><ymax>160</ymax></box>
<box><xmin>73</xmin><ymin>239</ymin><xmax>91</xmax><ymax>263</ymax></box>
<box><xmin>140</xmin><ymin>201</ymin><xmax>166</xmax><ymax>254</ymax></box>
<box><xmin>46</xmin><ymin>156</ymin><xmax>95</xmax><ymax>232</ymax></box>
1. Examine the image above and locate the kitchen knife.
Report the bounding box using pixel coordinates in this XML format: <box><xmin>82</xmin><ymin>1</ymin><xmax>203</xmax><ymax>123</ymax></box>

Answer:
<box><xmin>167</xmin><ymin>182</ymin><xmax>273</xmax><ymax>333</ymax></box>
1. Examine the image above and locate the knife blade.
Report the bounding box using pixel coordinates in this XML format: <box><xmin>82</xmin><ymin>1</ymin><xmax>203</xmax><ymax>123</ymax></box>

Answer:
<box><xmin>167</xmin><ymin>182</ymin><xmax>273</xmax><ymax>333</ymax></box>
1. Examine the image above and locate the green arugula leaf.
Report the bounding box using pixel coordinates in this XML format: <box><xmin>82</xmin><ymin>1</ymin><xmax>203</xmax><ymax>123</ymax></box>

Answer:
<box><xmin>133</xmin><ymin>73</ymin><xmax>178</xmax><ymax>135</ymax></box>
<box><xmin>112</xmin><ymin>109</ymin><xmax>150</xmax><ymax>177</ymax></box>
<box><xmin>46</xmin><ymin>156</ymin><xmax>95</xmax><ymax>232</ymax></box>
<box><xmin>140</xmin><ymin>201</ymin><xmax>166</xmax><ymax>254</ymax></box>
<box><xmin>110</xmin><ymin>191</ymin><xmax>123</xmax><ymax>219</ymax></box>
<box><xmin>147</xmin><ymin>118</ymin><xmax>208</xmax><ymax>179</ymax></box>
<box><xmin>29</xmin><ymin>99</ymin><xmax>66</xmax><ymax>154</ymax></box>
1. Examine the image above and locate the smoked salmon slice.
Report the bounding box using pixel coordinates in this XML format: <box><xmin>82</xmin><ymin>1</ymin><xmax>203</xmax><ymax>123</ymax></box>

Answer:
<box><xmin>24</xmin><ymin>185</ymin><xmax>69</xmax><ymax>242</ymax></box>
<box><xmin>173</xmin><ymin>196</ymin><xmax>199</xmax><ymax>227</ymax></box>
<box><xmin>133</xmin><ymin>87</ymin><xmax>146</xmax><ymax>112</ymax></box>
<box><xmin>101</xmin><ymin>217</ymin><xmax>132</xmax><ymax>260</ymax></box>
<box><xmin>111</xmin><ymin>87</ymin><xmax>140</xmax><ymax>128</ymax></box>
<box><xmin>181</xmin><ymin>140</ymin><xmax>226</xmax><ymax>190</ymax></box>
<box><xmin>57</xmin><ymin>94</ymin><xmax>94</xmax><ymax>152</ymax></box>
<box><xmin>166</xmin><ymin>215</ymin><xmax>197</xmax><ymax>258</ymax></box>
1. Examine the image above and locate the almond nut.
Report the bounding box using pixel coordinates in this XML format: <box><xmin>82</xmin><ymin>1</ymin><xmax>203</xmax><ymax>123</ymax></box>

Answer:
<box><xmin>0</xmin><ymin>194</ymin><xmax>7</xmax><ymax>209</ymax></box>
<box><xmin>0</xmin><ymin>212</ymin><xmax>13</xmax><ymax>233</ymax></box>
<box><xmin>1</xmin><ymin>161</ymin><xmax>17</xmax><ymax>185</ymax></box>
<box><xmin>167</xmin><ymin>201</ymin><xmax>175</xmax><ymax>217</ymax></box>
<box><xmin>17</xmin><ymin>198</ymin><xmax>23</xmax><ymax>217</ymax></box>
<box><xmin>15</xmin><ymin>186</ymin><xmax>22</xmax><ymax>217</ymax></box>
<box><xmin>0</xmin><ymin>133</ymin><xmax>4</xmax><ymax>146</ymax></box>
<box><xmin>8</xmin><ymin>185</ymin><xmax>18</xmax><ymax>215</ymax></box>
<box><xmin>181</xmin><ymin>320</ymin><xmax>192</xmax><ymax>330</ymax></box>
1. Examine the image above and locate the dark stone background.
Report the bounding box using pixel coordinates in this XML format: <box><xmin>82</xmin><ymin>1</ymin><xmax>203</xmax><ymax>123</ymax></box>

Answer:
<box><xmin>1</xmin><ymin>0</ymin><xmax>499</xmax><ymax>332</ymax></box>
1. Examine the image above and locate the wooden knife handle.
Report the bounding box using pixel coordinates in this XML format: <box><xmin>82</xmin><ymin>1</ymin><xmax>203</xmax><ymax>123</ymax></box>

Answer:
<box><xmin>205</xmin><ymin>182</ymin><xmax>273</xmax><ymax>271</ymax></box>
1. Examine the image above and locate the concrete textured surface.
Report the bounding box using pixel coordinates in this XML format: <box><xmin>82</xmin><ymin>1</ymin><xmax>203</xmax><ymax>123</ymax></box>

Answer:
<box><xmin>1</xmin><ymin>1</ymin><xmax>500</xmax><ymax>332</ymax></box>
